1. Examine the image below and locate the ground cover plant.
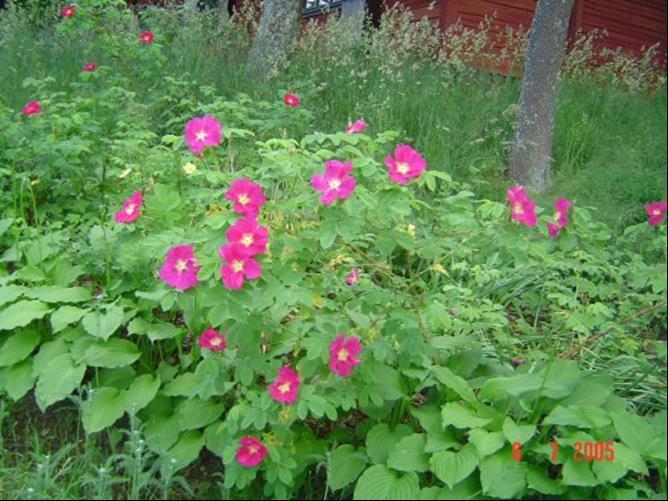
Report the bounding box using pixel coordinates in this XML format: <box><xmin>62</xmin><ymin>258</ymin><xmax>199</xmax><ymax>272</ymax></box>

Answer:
<box><xmin>0</xmin><ymin>1</ymin><xmax>666</xmax><ymax>499</ymax></box>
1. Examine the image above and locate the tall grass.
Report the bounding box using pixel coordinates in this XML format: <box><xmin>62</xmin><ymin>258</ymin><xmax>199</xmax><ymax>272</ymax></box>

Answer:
<box><xmin>0</xmin><ymin>1</ymin><xmax>665</xmax><ymax>229</ymax></box>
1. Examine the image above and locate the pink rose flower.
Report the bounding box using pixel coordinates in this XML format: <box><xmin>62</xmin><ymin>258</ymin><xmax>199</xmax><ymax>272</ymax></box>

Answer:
<box><xmin>546</xmin><ymin>197</ymin><xmax>572</xmax><ymax>238</ymax></box>
<box><xmin>22</xmin><ymin>101</ymin><xmax>41</xmax><ymax>116</ymax></box>
<box><xmin>236</xmin><ymin>437</ymin><xmax>268</xmax><ymax>468</ymax></box>
<box><xmin>345</xmin><ymin>268</ymin><xmax>361</xmax><ymax>287</ymax></box>
<box><xmin>507</xmin><ymin>185</ymin><xmax>537</xmax><ymax>228</ymax></box>
<box><xmin>114</xmin><ymin>191</ymin><xmax>143</xmax><ymax>224</ymax></box>
<box><xmin>158</xmin><ymin>245</ymin><xmax>200</xmax><ymax>291</ymax></box>
<box><xmin>385</xmin><ymin>145</ymin><xmax>427</xmax><ymax>185</ymax></box>
<box><xmin>226</xmin><ymin>218</ymin><xmax>268</xmax><ymax>256</ymax></box>
<box><xmin>284</xmin><ymin>93</ymin><xmax>300</xmax><ymax>107</ymax></box>
<box><xmin>225</xmin><ymin>179</ymin><xmax>266</xmax><ymax>217</ymax></box>
<box><xmin>61</xmin><ymin>4</ymin><xmax>76</xmax><ymax>18</ymax></box>
<box><xmin>184</xmin><ymin>115</ymin><xmax>222</xmax><ymax>153</ymax></box>
<box><xmin>268</xmin><ymin>366</ymin><xmax>301</xmax><ymax>404</ymax></box>
<box><xmin>219</xmin><ymin>243</ymin><xmax>262</xmax><ymax>290</ymax></box>
<box><xmin>139</xmin><ymin>31</ymin><xmax>154</xmax><ymax>44</ymax></box>
<box><xmin>329</xmin><ymin>334</ymin><xmax>362</xmax><ymax>377</ymax></box>
<box><xmin>83</xmin><ymin>62</ymin><xmax>97</xmax><ymax>72</ymax></box>
<box><xmin>311</xmin><ymin>160</ymin><xmax>357</xmax><ymax>205</ymax></box>
<box><xmin>198</xmin><ymin>328</ymin><xmax>227</xmax><ymax>352</ymax></box>
<box><xmin>345</xmin><ymin>119</ymin><xmax>367</xmax><ymax>134</ymax></box>
<box><xmin>645</xmin><ymin>201</ymin><xmax>667</xmax><ymax>226</ymax></box>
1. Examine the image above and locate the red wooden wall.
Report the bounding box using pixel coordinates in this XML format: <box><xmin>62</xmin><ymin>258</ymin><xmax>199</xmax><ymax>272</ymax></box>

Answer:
<box><xmin>391</xmin><ymin>0</ymin><xmax>666</xmax><ymax>63</ymax></box>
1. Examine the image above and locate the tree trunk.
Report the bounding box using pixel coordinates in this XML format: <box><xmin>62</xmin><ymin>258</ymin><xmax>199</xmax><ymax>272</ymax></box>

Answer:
<box><xmin>508</xmin><ymin>0</ymin><xmax>575</xmax><ymax>193</ymax></box>
<box><xmin>244</xmin><ymin>0</ymin><xmax>303</xmax><ymax>80</ymax></box>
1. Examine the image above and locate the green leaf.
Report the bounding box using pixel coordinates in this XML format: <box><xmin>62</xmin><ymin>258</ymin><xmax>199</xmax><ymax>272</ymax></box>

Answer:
<box><xmin>145</xmin><ymin>413</ymin><xmax>181</xmax><ymax>453</ymax></box>
<box><xmin>526</xmin><ymin>465</ymin><xmax>566</xmax><ymax>495</ymax></box>
<box><xmin>479</xmin><ymin>373</ymin><xmax>543</xmax><ymax>401</ymax></box>
<box><xmin>177</xmin><ymin>398</ymin><xmax>225</xmax><ymax>430</ymax></box>
<box><xmin>164</xmin><ymin>431</ymin><xmax>205</xmax><ymax>472</ymax></box>
<box><xmin>3</xmin><ymin>359</ymin><xmax>35</xmax><ymax>400</ymax></box>
<box><xmin>432</xmin><ymin>366</ymin><xmax>476</xmax><ymax>404</ymax></box>
<box><xmin>366</xmin><ymin>423</ymin><xmax>413</xmax><ymax>464</ymax></box>
<box><xmin>502</xmin><ymin>417</ymin><xmax>536</xmax><ymax>445</ymax></box>
<box><xmin>162</xmin><ymin>372</ymin><xmax>197</xmax><ymax>397</ymax></box>
<box><xmin>50</xmin><ymin>305</ymin><xmax>85</xmax><ymax>333</ymax></box>
<box><xmin>441</xmin><ymin>402</ymin><xmax>491</xmax><ymax>429</ymax></box>
<box><xmin>320</xmin><ymin>225</ymin><xmax>336</xmax><ymax>249</ymax></box>
<box><xmin>82</xmin><ymin>307</ymin><xmax>124</xmax><ymax>340</ymax></box>
<box><xmin>544</xmin><ymin>405</ymin><xmax>611</xmax><ymax>429</ymax></box>
<box><xmin>35</xmin><ymin>353</ymin><xmax>86</xmax><ymax>411</ymax></box>
<box><xmin>82</xmin><ymin>387</ymin><xmax>127</xmax><ymax>433</ymax></box>
<box><xmin>479</xmin><ymin>449</ymin><xmax>527</xmax><ymax>499</ymax></box>
<box><xmin>0</xmin><ymin>300</ymin><xmax>51</xmax><ymax>330</ymax></box>
<box><xmin>611</xmin><ymin>410</ymin><xmax>655</xmax><ymax>455</ymax></box>
<box><xmin>430</xmin><ymin>443</ymin><xmax>479</xmax><ymax>488</ymax></box>
<box><xmin>123</xmin><ymin>374</ymin><xmax>161</xmax><ymax>413</ymax></box>
<box><xmin>387</xmin><ymin>434</ymin><xmax>429</xmax><ymax>472</ymax></box>
<box><xmin>353</xmin><ymin>465</ymin><xmax>420</xmax><ymax>500</ymax></box>
<box><xmin>79</xmin><ymin>338</ymin><xmax>141</xmax><ymax>368</ymax></box>
<box><xmin>328</xmin><ymin>445</ymin><xmax>368</xmax><ymax>491</ymax></box>
<box><xmin>468</xmin><ymin>428</ymin><xmax>505</xmax><ymax>458</ymax></box>
<box><xmin>0</xmin><ymin>285</ymin><xmax>27</xmax><ymax>307</ymax></box>
<box><xmin>0</xmin><ymin>329</ymin><xmax>40</xmax><ymax>366</ymax></box>
<box><xmin>127</xmin><ymin>317</ymin><xmax>182</xmax><ymax>341</ymax></box>
<box><xmin>561</xmin><ymin>457</ymin><xmax>599</xmax><ymax>487</ymax></box>
<box><xmin>25</xmin><ymin>286</ymin><xmax>91</xmax><ymax>303</ymax></box>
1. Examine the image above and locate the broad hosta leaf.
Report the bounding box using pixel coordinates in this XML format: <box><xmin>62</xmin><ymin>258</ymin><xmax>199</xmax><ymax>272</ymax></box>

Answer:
<box><xmin>328</xmin><ymin>444</ymin><xmax>368</xmax><ymax>491</ymax></box>
<box><xmin>543</xmin><ymin>405</ymin><xmax>611</xmax><ymax>429</ymax></box>
<box><xmin>478</xmin><ymin>373</ymin><xmax>543</xmax><ymax>401</ymax></box>
<box><xmin>0</xmin><ymin>300</ymin><xmax>51</xmax><ymax>331</ymax></box>
<box><xmin>387</xmin><ymin>434</ymin><xmax>429</xmax><ymax>472</ymax></box>
<box><xmin>366</xmin><ymin>423</ymin><xmax>413</xmax><ymax>464</ymax></box>
<box><xmin>2</xmin><ymin>359</ymin><xmax>35</xmax><ymax>400</ymax></box>
<box><xmin>353</xmin><ymin>465</ymin><xmax>420</xmax><ymax>500</ymax></box>
<box><xmin>526</xmin><ymin>465</ymin><xmax>566</xmax><ymax>495</ymax></box>
<box><xmin>31</xmin><ymin>338</ymin><xmax>69</xmax><ymax>378</ymax></box>
<box><xmin>479</xmin><ymin>449</ymin><xmax>527</xmax><ymax>499</ymax></box>
<box><xmin>164</xmin><ymin>431</ymin><xmax>205</xmax><ymax>472</ymax></box>
<box><xmin>430</xmin><ymin>443</ymin><xmax>478</xmax><ymax>488</ymax></box>
<box><xmin>177</xmin><ymin>398</ymin><xmax>225</xmax><ymax>430</ymax></box>
<box><xmin>123</xmin><ymin>374</ymin><xmax>161</xmax><ymax>413</ymax></box>
<box><xmin>611</xmin><ymin>410</ymin><xmax>655</xmax><ymax>455</ymax></box>
<box><xmin>468</xmin><ymin>428</ymin><xmax>505</xmax><ymax>458</ymax></box>
<box><xmin>50</xmin><ymin>305</ymin><xmax>85</xmax><ymax>333</ymax></box>
<box><xmin>25</xmin><ymin>286</ymin><xmax>91</xmax><ymax>303</ymax></box>
<box><xmin>82</xmin><ymin>307</ymin><xmax>124</xmax><ymax>340</ymax></box>
<box><xmin>441</xmin><ymin>402</ymin><xmax>491</xmax><ymax>429</ymax></box>
<box><xmin>82</xmin><ymin>387</ymin><xmax>127</xmax><ymax>433</ymax></box>
<box><xmin>162</xmin><ymin>372</ymin><xmax>197</xmax><ymax>397</ymax></box>
<box><xmin>0</xmin><ymin>329</ymin><xmax>40</xmax><ymax>366</ymax></box>
<box><xmin>502</xmin><ymin>417</ymin><xmax>536</xmax><ymax>445</ymax></box>
<box><xmin>0</xmin><ymin>285</ymin><xmax>27</xmax><ymax>307</ymax></box>
<box><xmin>432</xmin><ymin>366</ymin><xmax>476</xmax><ymax>404</ymax></box>
<box><xmin>127</xmin><ymin>317</ymin><xmax>182</xmax><ymax>341</ymax></box>
<box><xmin>79</xmin><ymin>338</ymin><xmax>141</xmax><ymax>368</ymax></box>
<box><xmin>561</xmin><ymin>457</ymin><xmax>599</xmax><ymax>487</ymax></box>
<box><xmin>35</xmin><ymin>353</ymin><xmax>86</xmax><ymax>411</ymax></box>
<box><xmin>145</xmin><ymin>413</ymin><xmax>181</xmax><ymax>453</ymax></box>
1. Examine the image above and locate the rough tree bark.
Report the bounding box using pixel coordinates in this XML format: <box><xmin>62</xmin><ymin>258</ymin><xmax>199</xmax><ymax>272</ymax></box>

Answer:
<box><xmin>508</xmin><ymin>0</ymin><xmax>575</xmax><ymax>193</ymax></box>
<box><xmin>244</xmin><ymin>0</ymin><xmax>303</xmax><ymax>80</ymax></box>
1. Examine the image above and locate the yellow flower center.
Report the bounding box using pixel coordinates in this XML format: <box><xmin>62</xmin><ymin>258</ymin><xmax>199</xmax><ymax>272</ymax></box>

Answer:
<box><xmin>278</xmin><ymin>382</ymin><xmax>291</xmax><ymax>394</ymax></box>
<box><xmin>513</xmin><ymin>203</ymin><xmax>524</xmax><ymax>215</ymax></box>
<box><xmin>175</xmin><ymin>259</ymin><xmax>188</xmax><ymax>272</ymax></box>
<box><xmin>248</xmin><ymin>445</ymin><xmax>258</xmax><ymax>455</ymax></box>
<box><xmin>196</xmin><ymin>130</ymin><xmax>208</xmax><ymax>142</ymax></box>
<box><xmin>337</xmin><ymin>348</ymin><xmax>349</xmax><ymax>362</ymax></box>
<box><xmin>653</xmin><ymin>209</ymin><xmax>662</xmax><ymax>216</ymax></box>
<box><xmin>125</xmin><ymin>203</ymin><xmax>135</xmax><ymax>215</ymax></box>
<box><xmin>210</xmin><ymin>336</ymin><xmax>222</xmax><ymax>347</ymax></box>
<box><xmin>232</xmin><ymin>260</ymin><xmax>244</xmax><ymax>273</ymax></box>
<box><xmin>241</xmin><ymin>234</ymin><xmax>254</xmax><ymax>247</ymax></box>
<box><xmin>183</xmin><ymin>163</ymin><xmax>197</xmax><ymax>175</ymax></box>
<box><xmin>238</xmin><ymin>194</ymin><xmax>249</xmax><ymax>205</ymax></box>
<box><xmin>329</xmin><ymin>179</ymin><xmax>341</xmax><ymax>190</ymax></box>
<box><xmin>396</xmin><ymin>162</ymin><xmax>410</xmax><ymax>175</ymax></box>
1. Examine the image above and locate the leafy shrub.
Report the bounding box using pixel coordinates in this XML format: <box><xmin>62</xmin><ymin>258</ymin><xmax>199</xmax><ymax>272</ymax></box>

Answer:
<box><xmin>0</xmin><ymin>1</ymin><xmax>666</xmax><ymax>499</ymax></box>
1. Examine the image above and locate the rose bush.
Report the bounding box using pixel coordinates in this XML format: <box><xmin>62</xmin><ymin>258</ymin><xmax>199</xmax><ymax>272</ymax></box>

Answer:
<box><xmin>0</xmin><ymin>1</ymin><xmax>666</xmax><ymax>499</ymax></box>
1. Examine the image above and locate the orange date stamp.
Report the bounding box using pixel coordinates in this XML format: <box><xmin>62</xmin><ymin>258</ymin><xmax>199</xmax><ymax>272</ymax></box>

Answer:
<box><xmin>512</xmin><ymin>441</ymin><xmax>616</xmax><ymax>462</ymax></box>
